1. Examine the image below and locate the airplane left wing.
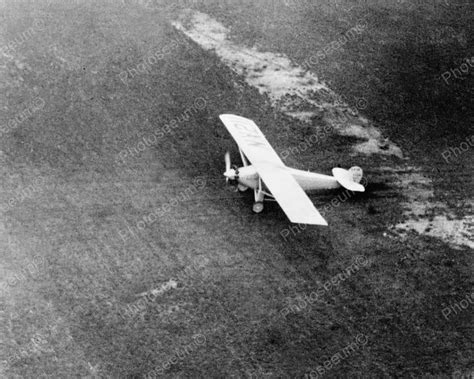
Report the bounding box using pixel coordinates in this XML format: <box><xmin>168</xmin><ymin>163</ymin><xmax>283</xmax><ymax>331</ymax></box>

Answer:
<box><xmin>219</xmin><ymin>114</ymin><xmax>284</xmax><ymax>166</ymax></box>
<box><xmin>219</xmin><ymin>114</ymin><xmax>328</xmax><ymax>226</ymax></box>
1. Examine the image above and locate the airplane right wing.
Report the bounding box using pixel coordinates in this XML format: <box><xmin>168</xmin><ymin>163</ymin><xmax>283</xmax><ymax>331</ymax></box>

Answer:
<box><xmin>255</xmin><ymin>162</ymin><xmax>328</xmax><ymax>226</ymax></box>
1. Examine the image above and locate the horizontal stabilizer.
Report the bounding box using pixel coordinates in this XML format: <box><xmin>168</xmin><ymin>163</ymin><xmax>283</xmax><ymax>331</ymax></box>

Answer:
<box><xmin>332</xmin><ymin>168</ymin><xmax>365</xmax><ymax>192</ymax></box>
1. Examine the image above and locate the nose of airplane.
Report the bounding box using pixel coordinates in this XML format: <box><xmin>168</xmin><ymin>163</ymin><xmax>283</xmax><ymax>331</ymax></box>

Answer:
<box><xmin>223</xmin><ymin>169</ymin><xmax>236</xmax><ymax>180</ymax></box>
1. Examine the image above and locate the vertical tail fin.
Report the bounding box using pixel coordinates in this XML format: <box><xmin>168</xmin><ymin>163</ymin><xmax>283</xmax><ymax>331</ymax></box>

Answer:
<box><xmin>349</xmin><ymin>166</ymin><xmax>363</xmax><ymax>183</ymax></box>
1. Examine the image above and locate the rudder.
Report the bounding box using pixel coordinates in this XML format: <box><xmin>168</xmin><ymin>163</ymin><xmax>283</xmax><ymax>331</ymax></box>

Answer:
<box><xmin>349</xmin><ymin>166</ymin><xmax>363</xmax><ymax>183</ymax></box>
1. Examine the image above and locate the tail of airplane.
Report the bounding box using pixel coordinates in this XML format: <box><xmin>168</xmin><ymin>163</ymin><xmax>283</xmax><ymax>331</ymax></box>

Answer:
<box><xmin>332</xmin><ymin>166</ymin><xmax>365</xmax><ymax>192</ymax></box>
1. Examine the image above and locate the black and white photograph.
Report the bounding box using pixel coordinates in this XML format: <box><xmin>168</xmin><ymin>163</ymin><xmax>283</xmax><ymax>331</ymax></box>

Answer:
<box><xmin>0</xmin><ymin>0</ymin><xmax>472</xmax><ymax>377</ymax></box>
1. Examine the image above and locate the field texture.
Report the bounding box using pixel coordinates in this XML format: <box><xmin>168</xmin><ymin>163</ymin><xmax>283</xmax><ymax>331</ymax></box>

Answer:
<box><xmin>0</xmin><ymin>0</ymin><xmax>472</xmax><ymax>378</ymax></box>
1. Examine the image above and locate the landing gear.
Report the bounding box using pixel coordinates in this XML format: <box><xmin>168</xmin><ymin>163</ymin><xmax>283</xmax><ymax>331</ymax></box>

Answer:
<box><xmin>238</xmin><ymin>184</ymin><xmax>248</xmax><ymax>192</ymax></box>
<box><xmin>253</xmin><ymin>179</ymin><xmax>265</xmax><ymax>213</ymax></box>
<box><xmin>252</xmin><ymin>201</ymin><xmax>264</xmax><ymax>213</ymax></box>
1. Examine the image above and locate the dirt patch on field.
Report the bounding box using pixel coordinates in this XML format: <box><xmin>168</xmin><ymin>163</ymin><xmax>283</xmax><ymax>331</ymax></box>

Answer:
<box><xmin>172</xmin><ymin>10</ymin><xmax>402</xmax><ymax>158</ymax></box>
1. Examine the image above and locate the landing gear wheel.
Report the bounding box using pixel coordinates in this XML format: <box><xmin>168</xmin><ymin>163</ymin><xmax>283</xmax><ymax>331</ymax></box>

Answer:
<box><xmin>238</xmin><ymin>184</ymin><xmax>248</xmax><ymax>192</ymax></box>
<box><xmin>252</xmin><ymin>202</ymin><xmax>264</xmax><ymax>213</ymax></box>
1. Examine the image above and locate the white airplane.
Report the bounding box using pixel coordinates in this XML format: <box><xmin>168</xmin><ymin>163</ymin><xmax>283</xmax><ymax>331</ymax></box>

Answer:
<box><xmin>220</xmin><ymin>114</ymin><xmax>365</xmax><ymax>226</ymax></box>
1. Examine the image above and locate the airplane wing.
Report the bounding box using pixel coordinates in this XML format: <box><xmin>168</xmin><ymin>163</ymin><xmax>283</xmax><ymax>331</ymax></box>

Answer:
<box><xmin>219</xmin><ymin>114</ymin><xmax>328</xmax><ymax>225</ymax></box>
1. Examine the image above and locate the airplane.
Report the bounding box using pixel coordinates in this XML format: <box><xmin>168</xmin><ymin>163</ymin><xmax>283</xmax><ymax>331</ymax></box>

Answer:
<box><xmin>220</xmin><ymin>114</ymin><xmax>365</xmax><ymax>226</ymax></box>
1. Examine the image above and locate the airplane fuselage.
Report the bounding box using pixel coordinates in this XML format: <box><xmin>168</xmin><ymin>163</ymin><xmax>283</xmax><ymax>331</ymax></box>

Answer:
<box><xmin>235</xmin><ymin>165</ymin><xmax>341</xmax><ymax>192</ymax></box>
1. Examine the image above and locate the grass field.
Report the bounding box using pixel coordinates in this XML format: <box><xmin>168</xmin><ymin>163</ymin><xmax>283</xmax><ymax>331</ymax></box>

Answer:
<box><xmin>0</xmin><ymin>0</ymin><xmax>472</xmax><ymax>377</ymax></box>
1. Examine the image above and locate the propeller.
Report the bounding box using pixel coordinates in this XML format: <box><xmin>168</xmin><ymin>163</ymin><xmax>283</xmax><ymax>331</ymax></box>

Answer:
<box><xmin>224</xmin><ymin>152</ymin><xmax>239</xmax><ymax>185</ymax></box>
<box><xmin>225</xmin><ymin>151</ymin><xmax>231</xmax><ymax>183</ymax></box>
